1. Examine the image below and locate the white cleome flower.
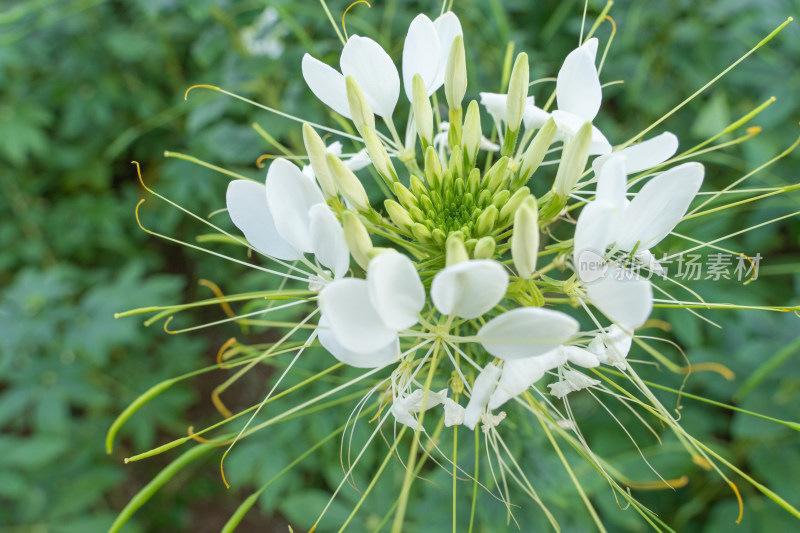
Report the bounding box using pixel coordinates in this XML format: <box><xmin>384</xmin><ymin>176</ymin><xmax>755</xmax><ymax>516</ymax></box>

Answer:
<box><xmin>226</xmin><ymin>158</ymin><xmax>350</xmax><ymax>278</ymax></box>
<box><xmin>302</xmin><ymin>35</ymin><xmax>400</xmax><ymax>118</ymax></box>
<box><xmin>402</xmin><ymin>12</ymin><xmax>463</xmax><ymax>99</ymax></box>
<box><xmin>318</xmin><ymin>253</ymin><xmax>424</xmax><ymax>367</ymax></box>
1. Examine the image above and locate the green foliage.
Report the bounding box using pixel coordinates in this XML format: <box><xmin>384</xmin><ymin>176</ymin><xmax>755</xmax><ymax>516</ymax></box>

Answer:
<box><xmin>1</xmin><ymin>0</ymin><xmax>798</xmax><ymax>531</ymax></box>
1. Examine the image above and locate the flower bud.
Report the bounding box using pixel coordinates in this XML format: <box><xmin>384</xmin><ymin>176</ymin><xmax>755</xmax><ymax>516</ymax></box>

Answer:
<box><xmin>466</xmin><ymin>167</ymin><xmax>480</xmax><ymax>195</ymax></box>
<box><xmin>363</xmin><ymin>127</ymin><xmax>397</xmax><ymax>186</ymax></box>
<box><xmin>475</xmin><ymin>204</ymin><xmax>498</xmax><ymax>235</ymax></box>
<box><xmin>412</xmin><ymin>73</ymin><xmax>433</xmax><ymax>148</ymax></box>
<box><xmin>506</xmin><ymin>53</ymin><xmax>529</xmax><ymax>134</ymax></box>
<box><xmin>473</xmin><ymin>236</ymin><xmax>496</xmax><ymax>259</ymax></box>
<box><xmin>393</xmin><ymin>181</ymin><xmax>418</xmax><ymax>209</ymax></box>
<box><xmin>484</xmin><ymin>156</ymin><xmax>510</xmax><ymax>193</ymax></box>
<box><xmin>346</xmin><ymin>75</ymin><xmax>375</xmax><ymax>137</ymax></box>
<box><xmin>444</xmin><ymin>35</ymin><xmax>467</xmax><ymax>112</ymax></box>
<box><xmin>342</xmin><ymin>210</ymin><xmax>373</xmax><ymax>269</ymax></box>
<box><xmin>499</xmin><ymin>186</ymin><xmax>531</xmax><ymax>225</ymax></box>
<box><xmin>302</xmin><ymin>123</ymin><xmax>338</xmax><ymax>199</ymax></box>
<box><xmin>446</xmin><ymin>231</ymin><xmax>469</xmax><ymax>266</ymax></box>
<box><xmin>511</xmin><ymin>196</ymin><xmax>539</xmax><ymax>278</ymax></box>
<box><xmin>432</xmin><ymin>228</ymin><xmax>447</xmax><ymax>246</ymax></box>
<box><xmin>491</xmin><ymin>189</ymin><xmax>510</xmax><ymax>209</ymax></box>
<box><xmin>411</xmin><ymin>222</ymin><xmax>433</xmax><ymax>242</ymax></box>
<box><xmin>327</xmin><ymin>152</ymin><xmax>370</xmax><ymax>211</ymax></box>
<box><xmin>518</xmin><ymin>118</ymin><xmax>557</xmax><ymax>184</ymax></box>
<box><xmin>553</xmin><ymin>121</ymin><xmax>592</xmax><ymax>200</ymax></box>
<box><xmin>409</xmin><ymin>175</ymin><xmax>426</xmax><ymax>198</ymax></box>
<box><xmin>409</xmin><ymin>205</ymin><xmax>425</xmax><ymax>221</ymax></box>
<box><xmin>463</xmin><ymin>100</ymin><xmax>482</xmax><ymax>164</ymax></box>
<box><xmin>384</xmin><ymin>199</ymin><xmax>414</xmax><ymax>230</ymax></box>
<box><xmin>424</xmin><ymin>146</ymin><xmax>442</xmax><ymax>189</ymax></box>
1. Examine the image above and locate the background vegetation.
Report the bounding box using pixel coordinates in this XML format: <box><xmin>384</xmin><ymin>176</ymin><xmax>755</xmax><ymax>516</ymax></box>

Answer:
<box><xmin>1</xmin><ymin>0</ymin><xmax>798</xmax><ymax>531</ymax></box>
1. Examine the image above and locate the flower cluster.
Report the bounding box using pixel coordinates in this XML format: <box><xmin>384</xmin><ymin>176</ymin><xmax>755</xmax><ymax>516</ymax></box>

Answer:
<box><xmin>224</xmin><ymin>11</ymin><xmax>704</xmax><ymax>435</ymax></box>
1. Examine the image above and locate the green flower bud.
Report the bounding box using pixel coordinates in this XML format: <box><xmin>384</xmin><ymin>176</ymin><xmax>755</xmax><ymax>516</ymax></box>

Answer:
<box><xmin>302</xmin><ymin>123</ymin><xmax>338</xmax><ymax>199</ymax></box>
<box><xmin>327</xmin><ymin>152</ymin><xmax>369</xmax><ymax>211</ymax></box>
<box><xmin>384</xmin><ymin>199</ymin><xmax>414</xmax><ymax>230</ymax></box>
<box><xmin>432</xmin><ymin>228</ymin><xmax>447</xmax><ymax>246</ymax></box>
<box><xmin>518</xmin><ymin>118</ymin><xmax>557</xmax><ymax>185</ymax></box>
<box><xmin>419</xmin><ymin>194</ymin><xmax>434</xmax><ymax>213</ymax></box>
<box><xmin>411</xmin><ymin>222</ymin><xmax>432</xmax><ymax>242</ymax></box>
<box><xmin>412</xmin><ymin>73</ymin><xmax>433</xmax><ymax>148</ymax></box>
<box><xmin>409</xmin><ymin>175</ymin><xmax>426</xmax><ymax>198</ymax></box>
<box><xmin>491</xmin><ymin>189</ymin><xmax>510</xmax><ymax>209</ymax></box>
<box><xmin>346</xmin><ymin>75</ymin><xmax>375</xmax><ymax>137</ymax></box>
<box><xmin>466</xmin><ymin>167</ymin><xmax>480</xmax><ymax>196</ymax></box>
<box><xmin>409</xmin><ymin>205</ymin><xmax>426</xmax><ymax>221</ymax></box>
<box><xmin>476</xmin><ymin>188</ymin><xmax>491</xmax><ymax>208</ymax></box>
<box><xmin>473</xmin><ymin>236</ymin><xmax>496</xmax><ymax>259</ymax></box>
<box><xmin>446</xmin><ymin>231</ymin><xmax>469</xmax><ymax>266</ymax></box>
<box><xmin>444</xmin><ymin>34</ymin><xmax>467</xmax><ymax>112</ymax></box>
<box><xmin>424</xmin><ymin>146</ymin><xmax>442</xmax><ymax>189</ymax></box>
<box><xmin>499</xmin><ymin>186</ymin><xmax>531</xmax><ymax>225</ymax></box>
<box><xmin>363</xmin><ymin>127</ymin><xmax>397</xmax><ymax>186</ymax></box>
<box><xmin>393</xmin><ymin>181</ymin><xmax>418</xmax><ymax>209</ymax></box>
<box><xmin>462</xmin><ymin>100</ymin><xmax>482</xmax><ymax>164</ymax></box>
<box><xmin>506</xmin><ymin>53</ymin><xmax>529</xmax><ymax>134</ymax></box>
<box><xmin>475</xmin><ymin>204</ymin><xmax>499</xmax><ymax>235</ymax></box>
<box><xmin>484</xmin><ymin>156</ymin><xmax>510</xmax><ymax>193</ymax></box>
<box><xmin>553</xmin><ymin>121</ymin><xmax>593</xmax><ymax>200</ymax></box>
<box><xmin>511</xmin><ymin>196</ymin><xmax>539</xmax><ymax>278</ymax></box>
<box><xmin>342</xmin><ymin>210</ymin><xmax>373</xmax><ymax>269</ymax></box>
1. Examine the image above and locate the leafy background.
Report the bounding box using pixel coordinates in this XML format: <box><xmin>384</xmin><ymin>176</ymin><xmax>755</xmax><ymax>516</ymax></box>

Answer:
<box><xmin>1</xmin><ymin>0</ymin><xmax>799</xmax><ymax>531</ymax></box>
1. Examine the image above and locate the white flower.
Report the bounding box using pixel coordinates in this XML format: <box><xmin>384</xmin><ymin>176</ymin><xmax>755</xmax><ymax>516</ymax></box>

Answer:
<box><xmin>402</xmin><ymin>13</ymin><xmax>463</xmax><ymax>100</ymax></box>
<box><xmin>391</xmin><ymin>388</ymin><xmax>465</xmax><ymax>430</ymax></box>
<box><xmin>573</xmin><ymin>155</ymin><xmax>704</xmax><ymax>329</ymax></box>
<box><xmin>302</xmin><ymin>35</ymin><xmax>400</xmax><ymax>118</ymax></box>
<box><xmin>318</xmin><ymin>253</ymin><xmax>424</xmax><ymax>366</ymax></box>
<box><xmin>516</xmin><ymin>39</ymin><xmax>611</xmax><ymax>155</ymax></box>
<box><xmin>430</xmin><ymin>259</ymin><xmax>508</xmax><ymax>319</ymax></box>
<box><xmin>588</xmin><ymin>324</ymin><xmax>633</xmax><ymax>370</ymax></box>
<box><xmin>548</xmin><ymin>369</ymin><xmax>601</xmax><ymax>399</ymax></box>
<box><xmin>226</xmin><ymin>158</ymin><xmax>349</xmax><ymax>277</ymax></box>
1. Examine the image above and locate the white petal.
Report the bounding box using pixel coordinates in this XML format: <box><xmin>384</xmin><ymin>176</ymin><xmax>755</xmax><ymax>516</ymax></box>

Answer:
<box><xmin>463</xmin><ymin>363</ymin><xmax>501</xmax><ymax>430</ymax></box>
<box><xmin>442</xmin><ymin>397</ymin><xmax>465</xmax><ymax>427</ymax></box>
<box><xmin>615</xmin><ymin>162</ymin><xmax>704</xmax><ymax>251</ymax></box>
<box><xmin>556</xmin><ymin>39</ymin><xmax>601</xmax><ymax>122</ymax></box>
<box><xmin>478</xmin><ymin>308</ymin><xmax>579</xmax><ymax>360</ymax></box>
<box><xmin>340</xmin><ymin>35</ymin><xmax>400</xmax><ymax>118</ymax></box>
<box><xmin>586</xmin><ymin>267</ymin><xmax>653</xmax><ymax>330</ymax></box>
<box><xmin>318</xmin><ymin>314</ymin><xmax>399</xmax><ymax>368</ymax></box>
<box><xmin>367</xmin><ymin>253</ymin><xmax>424</xmax><ymax>330</ymax></box>
<box><xmin>302</xmin><ymin>53</ymin><xmax>350</xmax><ymax>118</ymax></box>
<box><xmin>573</xmin><ymin>201</ymin><xmax>613</xmax><ymax>282</ymax></box>
<box><xmin>345</xmin><ymin>149</ymin><xmax>372</xmax><ymax>172</ymax></box>
<box><xmin>308</xmin><ymin>203</ymin><xmax>350</xmax><ymax>278</ymax></box>
<box><xmin>619</xmin><ymin>132</ymin><xmax>678</xmax><ymax>174</ymax></box>
<box><xmin>560</xmin><ymin>345</ymin><xmax>600</xmax><ymax>368</ymax></box>
<box><xmin>431</xmin><ymin>260</ymin><xmax>509</xmax><ymax>319</ymax></box>
<box><xmin>634</xmin><ymin>249</ymin><xmax>665</xmax><ymax>277</ymax></box>
<box><xmin>479</xmin><ymin>92</ymin><xmax>508</xmax><ymax>124</ymax></box>
<box><xmin>595</xmin><ymin>155</ymin><xmax>627</xmax><ymax>210</ymax></box>
<box><xmin>265</xmin><ymin>158</ymin><xmax>325</xmax><ymax>253</ymax></box>
<box><xmin>488</xmin><ymin>349</ymin><xmax>567</xmax><ymax>410</ymax></box>
<box><xmin>522</xmin><ymin>104</ymin><xmax>551</xmax><ymax>130</ymax></box>
<box><xmin>403</xmin><ymin>14</ymin><xmax>440</xmax><ymax>99</ymax></box>
<box><xmin>226</xmin><ymin>179</ymin><xmax>301</xmax><ymax>261</ymax></box>
<box><xmin>318</xmin><ymin>278</ymin><xmax>397</xmax><ymax>354</ymax></box>
<box><xmin>432</xmin><ymin>12</ymin><xmax>463</xmax><ymax>90</ymax></box>
<box><xmin>548</xmin><ymin>369</ymin><xmax>600</xmax><ymax>399</ymax></box>
<box><xmin>589</xmin><ymin>125</ymin><xmax>613</xmax><ymax>155</ymax></box>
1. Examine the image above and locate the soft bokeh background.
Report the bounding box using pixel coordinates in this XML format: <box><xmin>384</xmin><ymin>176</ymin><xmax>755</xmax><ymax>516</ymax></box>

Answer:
<box><xmin>1</xmin><ymin>0</ymin><xmax>799</xmax><ymax>531</ymax></box>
